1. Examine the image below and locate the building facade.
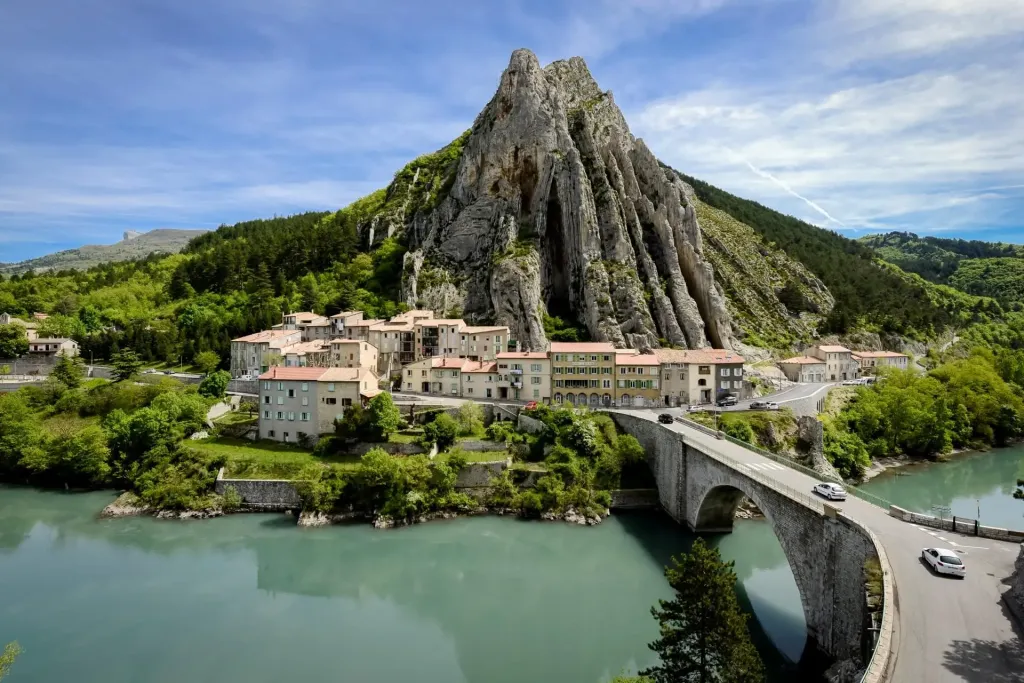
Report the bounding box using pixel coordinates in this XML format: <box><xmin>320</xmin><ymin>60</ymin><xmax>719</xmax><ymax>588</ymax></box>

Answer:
<box><xmin>496</xmin><ymin>352</ymin><xmax>551</xmax><ymax>402</ymax></box>
<box><xmin>852</xmin><ymin>351</ymin><xmax>909</xmax><ymax>373</ymax></box>
<box><xmin>258</xmin><ymin>366</ymin><xmax>379</xmax><ymax>443</ymax></box>
<box><xmin>27</xmin><ymin>338</ymin><xmax>79</xmax><ymax>358</ymax></box>
<box><xmin>808</xmin><ymin>345</ymin><xmax>859</xmax><ymax>381</ymax></box>
<box><xmin>550</xmin><ymin>342</ymin><xmax>617</xmax><ymax>407</ymax></box>
<box><xmin>654</xmin><ymin>349</ymin><xmax>747</xmax><ymax>406</ymax></box>
<box><xmin>778</xmin><ymin>356</ymin><xmax>827</xmax><ymax>383</ymax></box>
<box><xmin>460</xmin><ymin>361</ymin><xmax>499</xmax><ymax>399</ymax></box>
<box><xmin>614</xmin><ymin>351</ymin><xmax>661</xmax><ymax>407</ymax></box>
<box><xmin>230</xmin><ymin>329</ymin><xmax>302</xmax><ymax>378</ymax></box>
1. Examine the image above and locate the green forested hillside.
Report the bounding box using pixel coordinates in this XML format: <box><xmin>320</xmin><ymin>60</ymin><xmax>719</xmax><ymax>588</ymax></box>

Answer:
<box><xmin>673</xmin><ymin>171</ymin><xmax>996</xmax><ymax>337</ymax></box>
<box><xmin>858</xmin><ymin>232</ymin><xmax>1024</xmax><ymax>306</ymax></box>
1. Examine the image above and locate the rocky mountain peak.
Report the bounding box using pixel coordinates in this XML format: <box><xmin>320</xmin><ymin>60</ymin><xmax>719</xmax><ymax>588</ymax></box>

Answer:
<box><xmin>394</xmin><ymin>48</ymin><xmax>735</xmax><ymax>351</ymax></box>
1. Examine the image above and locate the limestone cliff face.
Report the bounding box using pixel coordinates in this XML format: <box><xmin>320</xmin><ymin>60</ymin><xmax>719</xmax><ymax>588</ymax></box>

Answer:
<box><xmin>394</xmin><ymin>49</ymin><xmax>734</xmax><ymax>351</ymax></box>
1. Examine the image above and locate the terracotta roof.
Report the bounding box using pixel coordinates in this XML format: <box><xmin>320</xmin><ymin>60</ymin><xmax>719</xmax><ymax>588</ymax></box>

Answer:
<box><xmin>461</xmin><ymin>325</ymin><xmax>508</xmax><ymax>334</ymax></box>
<box><xmin>360</xmin><ymin>388</ymin><xmax>383</xmax><ymax>398</ymax></box>
<box><xmin>814</xmin><ymin>345</ymin><xmax>851</xmax><ymax>353</ymax></box>
<box><xmin>346</xmin><ymin>318</ymin><xmax>384</xmax><ymax>327</ymax></box>
<box><xmin>434</xmin><ymin>358</ymin><xmax>467</xmax><ymax>369</ymax></box>
<box><xmin>778</xmin><ymin>355</ymin><xmax>826</xmax><ymax>365</ymax></box>
<box><xmin>653</xmin><ymin>348</ymin><xmax>746</xmax><ymax>365</ymax></box>
<box><xmin>32</xmin><ymin>312</ymin><xmax>49</xmax><ymax>320</ymax></box>
<box><xmin>281</xmin><ymin>341</ymin><xmax>329</xmax><ymax>355</ymax></box>
<box><xmin>462</xmin><ymin>361</ymin><xmax>498</xmax><ymax>373</ymax></box>
<box><xmin>319</xmin><ymin>367</ymin><xmax>375</xmax><ymax>382</ymax></box>
<box><xmin>497</xmin><ymin>351</ymin><xmax>548</xmax><ymax>359</ymax></box>
<box><xmin>329</xmin><ymin>311</ymin><xmax>363</xmax><ymax>319</ymax></box>
<box><xmin>852</xmin><ymin>350</ymin><xmax>907</xmax><ymax>359</ymax></box>
<box><xmin>328</xmin><ymin>338</ymin><xmax>368</xmax><ymax>345</ymax></box>
<box><xmin>232</xmin><ymin>329</ymin><xmax>300</xmax><ymax>343</ymax></box>
<box><xmin>615</xmin><ymin>351</ymin><xmax>660</xmax><ymax>366</ymax></box>
<box><xmin>549</xmin><ymin>342</ymin><xmax>618</xmax><ymax>353</ymax></box>
<box><xmin>415</xmin><ymin>318</ymin><xmax>466</xmax><ymax>327</ymax></box>
<box><xmin>370</xmin><ymin>321</ymin><xmax>413</xmax><ymax>331</ymax></box>
<box><xmin>259</xmin><ymin>367</ymin><xmax>330</xmax><ymax>381</ymax></box>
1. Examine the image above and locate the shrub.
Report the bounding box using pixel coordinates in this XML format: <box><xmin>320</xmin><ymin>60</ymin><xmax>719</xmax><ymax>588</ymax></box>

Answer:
<box><xmin>366</xmin><ymin>392</ymin><xmax>402</xmax><ymax>441</ymax></box>
<box><xmin>423</xmin><ymin>413</ymin><xmax>458</xmax><ymax>451</ymax></box>
<box><xmin>455</xmin><ymin>402</ymin><xmax>484</xmax><ymax>436</ymax></box>
<box><xmin>295</xmin><ymin>465</ymin><xmax>348</xmax><ymax>513</ymax></box>
<box><xmin>221</xmin><ymin>485</ymin><xmax>243</xmax><ymax>512</ymax></box>
<box><xmin>198</xmin><ymin>370</ymin><xmax>231</xmax><ymax>399</ymax></box>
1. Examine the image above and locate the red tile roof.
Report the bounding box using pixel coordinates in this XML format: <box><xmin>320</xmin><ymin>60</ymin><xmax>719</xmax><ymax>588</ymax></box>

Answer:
<box><xmin>815</xmin><ymin>345</ymin><xmax>851</xmax><ymax>353</ymax></box>
<box><xmin>653</xmin><ymin>348</ymin><xmax>746</xmax><ymax>364</ymax></box>
<box><xmin>259</xmin><ymin>367</ymin><xmax>330</xmax><ymax>381</ymax></box>
<box><xmin>852</xmin><ymin>350</ymin><xmax>907</xmax><ymax>359</ymax></box>
<box><xmin>549</xmin><ymin>342</ymin><xmax>617</xmax><ymax>353</ymax></box>
<box><xmin>462</xmin><ymin>361</ymin><xmax>498</xmax><ymax>373</ymax></box>
<box><xmin>778</xmin><ymin>355</ymin><xmax>825</xmax><ymax>365</ymax></box>
<box><xmin>615</xmin><ymin>351</ymin><xmax>661</xmax><ymax>366</ymax></box>
<box><xmin>497</xmin><ymin>351</ymin><xmax>548</xmax><ymax>359</ymax></box>
<box><xmin>232</xmin><ymin>329</ymin><xmax>300</xmax><ymax>343</ymax></box>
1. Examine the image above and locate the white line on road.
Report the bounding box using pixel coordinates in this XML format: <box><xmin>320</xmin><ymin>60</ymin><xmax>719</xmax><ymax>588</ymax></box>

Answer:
<box><xmin>775</xmin><ymin>383</ymin><xmax>835</xmax><ymax>405</ymax></box>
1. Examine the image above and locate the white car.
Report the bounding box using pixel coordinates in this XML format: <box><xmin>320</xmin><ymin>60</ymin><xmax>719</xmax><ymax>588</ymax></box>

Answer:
<box><xmin>764</xmin><ymin>401</ymin><xmax>779</xmax><ymax>411</ymax></box>
<box><xmin>687</xmin><ymin>405</ymin><xmax>704</xmax><ymax>413</ymax></box>
<box><xmin>841</xmin><ymin>379</ymin><xmax>860</xmax><ymax>386</ymax></box>
<box><xmin>813</xmin><ymin>482</ymin><xmax>847</xmax><ymax>501</ymax></box>
<box><xmin>921</xmin><ymin>548</ymin><xmax>966</xmax><ymax>578</ymax></box>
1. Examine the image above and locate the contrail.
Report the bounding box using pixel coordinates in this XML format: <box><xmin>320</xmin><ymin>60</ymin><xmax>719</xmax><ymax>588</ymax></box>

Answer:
<box><xmin>741</xmin><ymin>159</ymin><xmax>845</xmax><ymax>226</ymax></box>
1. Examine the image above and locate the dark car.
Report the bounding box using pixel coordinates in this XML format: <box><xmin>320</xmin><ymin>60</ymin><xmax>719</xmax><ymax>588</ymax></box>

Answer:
<box><xmin>658</xmin><ymin>413</ymin><xmax>674</xmax><ymax>424</ymax></box>
<box><xmin>716</xmin><ymin>395</ymin><xmax>738</xmax><ymax>407</ymax></box>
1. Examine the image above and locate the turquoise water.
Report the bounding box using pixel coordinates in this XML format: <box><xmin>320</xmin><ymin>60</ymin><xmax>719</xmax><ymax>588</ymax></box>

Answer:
<box><xmin>0</xmin><ymin>487</ymin><xmax>810</xmax><ymax>683</ymax></box>
<box><xmin>859</xmin><ymin>444</ymin><xmax>1024</xmax><ymax>530</ymax></box>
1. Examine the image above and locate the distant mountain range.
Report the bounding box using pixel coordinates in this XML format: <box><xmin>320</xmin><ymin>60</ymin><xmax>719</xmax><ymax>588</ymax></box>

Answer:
<box><xmin>0</xmin><ymin>228</ymin><xmax>208</xmax><ymax>275</ymax></box>
<box><xmin>859</xmin><ymin>232</ymin><xmax>1024</xmax><ymax>305</ymax></box>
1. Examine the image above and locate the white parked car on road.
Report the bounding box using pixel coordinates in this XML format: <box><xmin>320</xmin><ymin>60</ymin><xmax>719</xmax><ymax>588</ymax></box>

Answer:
<box><xmin>812</xmin><ymin>482</ymin><xmax>848</xmax><ymax>501</ymax></box>
<box><xmin>921</xmin><ymin>548</ymin><xmax>966</xmax><ymax>578</ymax></box>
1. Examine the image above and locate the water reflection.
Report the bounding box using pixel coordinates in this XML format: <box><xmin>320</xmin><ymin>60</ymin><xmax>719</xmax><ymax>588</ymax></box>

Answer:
<box><xmin>0</xmin><ymin>487</ymin><xmax>812</xmax><ymax>683</ymax></box>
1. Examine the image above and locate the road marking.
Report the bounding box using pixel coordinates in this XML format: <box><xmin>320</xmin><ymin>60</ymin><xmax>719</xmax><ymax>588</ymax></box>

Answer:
<box><xmin>937</xmin><ymin>536</ymin><xmax>948</xmax><ymax>542</ymax></box>
<box><xmin>776</xmin><ymin>383</ymin><xmax>835</xmax><ymax>405</ymax></box>
<box><xmin>950</xmin><ymin>543</ymin><xmax>988</xmax><ymax>551</ymax></box>
<box><xmin>738</xmin><ymin>462</ymin><xmax>787</xmax><ymax>472</ymax></box>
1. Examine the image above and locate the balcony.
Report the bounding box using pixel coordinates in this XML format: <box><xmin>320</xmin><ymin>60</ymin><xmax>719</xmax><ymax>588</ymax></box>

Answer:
<box><xmin>510</xmin><ymin>368</ymin><xmax>523</xmax><ymax>375</ymax></box>
<box><xmin>512</xmin><ymin>381</ymin><xmax>523</xmax><ymax>389</ymax></box>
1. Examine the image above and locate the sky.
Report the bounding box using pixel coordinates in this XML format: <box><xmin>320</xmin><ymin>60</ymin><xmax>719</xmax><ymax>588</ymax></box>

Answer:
<box><xmin>1</xmin><ymin>0</ymin><xmax>1023</xmax><ymax>262</ymax></box>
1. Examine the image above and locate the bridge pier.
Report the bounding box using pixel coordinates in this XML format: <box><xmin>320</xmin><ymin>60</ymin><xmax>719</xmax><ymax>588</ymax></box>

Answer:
<box><xmin>610</xmin><ymin>412</ymin><xmax>878</xmax><ymax>666</ymax></box>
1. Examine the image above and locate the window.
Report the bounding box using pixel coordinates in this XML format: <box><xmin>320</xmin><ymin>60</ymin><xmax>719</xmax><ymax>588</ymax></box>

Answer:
<box><xmin>263</xmin><ymin>395</ymin><xmax>270</xmax><ymax>404</ymax></box>
<box><xmin>324</xmin><ymin>397</ymin><xmax>337</xmax><ymax>405</ymax></box>
<box><xmin>679</xmin><ymin>372</ymin><xmax>685</xmax><ymax>380</ymax></box>
<box><xmin>617</xmin><ymin>380</ymin><xmax>624</xmax><ymax>388</ymax></box>
<box><xmin>268</xmin><ymin>430</ymin><xmax>275</xmax><ymax>437</ymax></box>
<box><xmin>288</xmin><ymin>389</ymin><xmax>295</xmax><ymax>398</ymax></box>
<box><xmin>276</xmin><ymin>411</ymin><xmax>283</xmax><ymax>420</ymax></box>
<box><xmin>342</xmin><ymin>398</ymin><xmax>352</xmax><ymax>407</ymax></box>
<box><xmin>698</xmin><ymin>379</ymin><xmax>707</xmax><ymax>386</ymax></box>
<box><xmin>263</xmin><ymin>410</ymin><xmax>271</xmax><ymax>419</ymax></box>
<box><xmin>301</xmin><ymin>397</ymin><xmax>308</xmax><ymax>406</ymax></box>
<box><xmin>733</xmin><ymin>368</ymin><xmax>742</xmax><ymax>376</ymax></box>
<box><xmin>300</xmin><ymin>412</ymin><xmax>310</xmax><ymax>421</ymax></box>
<box><xmin>619</xmin><ymin>367</ymin><xmax>627</xmax><ymax>374</ymax></box>
<box><xmin>327</xmin><ymin>383</ymin><xmax>335</xmax><ymax>392</ymax></box>
<box><xmin>531</xmin><ymin>363</ymin><xmax>542</xmax><ymax>372</ymax></box>
<box><xmin>603</xmin><ymin>355</ymin><xmax>610</xmax><ymax>361</ymax></box>
<box><xmin>698</xmin><ymin>366</ymin><xmax>710</xmax><ymax>375</ymax></box>
<box><xmin>603</xmin><ymin>380</ymin><xmax>610</xmax><ymax>388</ymax></box>
<box><xmin>554</xmin><ymin>354</ymin><xmax>562</xmax><ymax>362</ymax></box>
<box><xmin>531</xmin><ymin>376</ymin><xmax>541</xmax><ymax>384</ymax></box>
<box><xmin>277</xmin><ymin>382</ymin><xmax>284</xmax><ymax>391</ymax></box>
<box><xmin>302</xmin><ymin>382</ymin><xmax>308</xmax><ymax>391</ymax></box>
<box><xmin>263</xmin><ymin>381</ymin><xmax>270</xmax><ymax>390</ymax></box>
<box><xmin>277</xmin><ymin>396</ymin><xmax>284</xmax><ymax>405</ymax></box>
<box><xmin>721</xmin><ymin>381</ymin><xmax>731</xmax><ymax>389</ymax></box>
<box><xmin>533</xmin><ymin>389</ymin><xmax>540</xmax><ymax>398</ymax></box>
<box><xmin>721</xmin><ymin>368</ymin><xmax>729</xmax><ymax>377</ymax></box>
<box><xmin>287</xmin><ymin>412</ymin><xmax>295</xmax><ymax>421</ymax></box>
<box><xmin>467</xmin><ymin>388</ymin><xmax>473</xmax><ymax>395</ymax></box>
<box><xmin>602</xmin><ymin>367</ymin><xmax>611</xmax><ymax>374</ymax></box>
<box><xmin>664</xmin><ymin>372</ymin><xmax>671</xmax><ymax>380</ymax></box>
<box><xmin>590</xmin><ymin>355</ymin><xmax>597</xmax><ymax>361</ymax></box>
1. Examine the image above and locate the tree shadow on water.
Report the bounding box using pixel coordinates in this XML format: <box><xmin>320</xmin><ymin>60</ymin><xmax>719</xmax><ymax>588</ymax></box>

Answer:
<box><xmin>941</xmin><ymin>603</ymin><xmax>1024</xmax><ymax>682</ymax></box>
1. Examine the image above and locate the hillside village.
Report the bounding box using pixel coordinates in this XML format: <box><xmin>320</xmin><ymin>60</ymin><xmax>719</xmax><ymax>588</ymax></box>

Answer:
<box><xmin>224</xmin><ymin>309</ymin><xmax>908</xmax><ymax>443</ymax></box>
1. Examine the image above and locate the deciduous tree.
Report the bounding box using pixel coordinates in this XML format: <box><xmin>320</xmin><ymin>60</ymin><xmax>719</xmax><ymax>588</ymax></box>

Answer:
<box><xmin>194</xmin><ymin>350</ymin><xmax>221</xmax><ymax>375</ymax></box>
<box><xmin>366</xmin><ymin>392</ymin><xmax>402</xmax><ymax>441</ymax></box>
<box><xmin>0</xmin><ymin>323</ymin><xmax>28</xmax><ymax>359</ymax></box>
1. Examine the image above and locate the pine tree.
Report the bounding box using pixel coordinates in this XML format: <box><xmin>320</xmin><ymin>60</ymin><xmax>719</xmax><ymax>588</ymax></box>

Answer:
<box><xmin>642</xmin><ymin>538</ymin><xmax>764</xmax><ymax>683</ymax></box>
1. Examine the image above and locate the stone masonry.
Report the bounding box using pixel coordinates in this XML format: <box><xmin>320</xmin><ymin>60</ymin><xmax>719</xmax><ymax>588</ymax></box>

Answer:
<box><xmin>609</xmin><ymin>411</ymin><xmax>877</xmax><ymax>662</ymax></box>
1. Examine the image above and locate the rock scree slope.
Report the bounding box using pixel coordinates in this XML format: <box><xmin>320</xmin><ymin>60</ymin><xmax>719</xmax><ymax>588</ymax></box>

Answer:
<box><xmin>377</xmin><ymin>50</ymin><xmax>736</xmax><ymax>351</ymax></box>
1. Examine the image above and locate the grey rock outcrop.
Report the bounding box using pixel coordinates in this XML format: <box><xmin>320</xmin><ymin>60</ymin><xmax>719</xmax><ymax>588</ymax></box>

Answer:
<box><xmin>396</xmin><ymin>49</ymin><xmax>735</xmax><ymax>351</ymax></box>
<box><xmin>797</xmin><ymin>416</ymin><xmax>842</xmax><ymax>480</ymax></box>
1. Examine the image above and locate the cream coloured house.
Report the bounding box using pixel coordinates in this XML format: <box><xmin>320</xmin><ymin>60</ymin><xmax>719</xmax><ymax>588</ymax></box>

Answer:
<box><xmin>230</xmin><ymin>329</ymin><xmax>302</xmax><ymax>378</ymax></box>
<box><xmin>852</xmin><ymin>351</ymin><xmax>909</xmax><ymax>373</ymax></box>
<box><xmin>808</xmin><ymin>345</ymin><xmax>859</xmax><ymax>381</ymax></box>
<box><xmin>497</xmin><ymin>351</ymin><xmax>551</xmax><ymax>402</ymax></box>
<box><xmin>258</xmin><ymin>366</ymin><xmax>380</xmax><ymax>443</ymax></box>
<box><xmin>654</xmin><ymin>348</ymin><xmax>747</xmax><ymax>406</ymax></box>
<box><xmin>778</xmin><ymin>356</ymin><xmax>827</xmax><ymax>383</ymax></box>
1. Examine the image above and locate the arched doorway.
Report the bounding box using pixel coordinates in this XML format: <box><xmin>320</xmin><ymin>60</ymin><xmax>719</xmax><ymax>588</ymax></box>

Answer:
<box><xmin>554</xmin><ymin>393</ymin><xmax>563</xmax><ymax>404</ymax></box>
<box><xmin>602</xmin><ymin>394</ymin><xmax>612</xmax><ymax>406</ymax></box>
<box><xmin>589</xmin><ymin>393</ymin><xmax>599</xmax><ymax>406</ymax></box>
<box><xmin>566</xmin><ymin>394</ymin><xmax>576</xmax><ymax>405</ymax></box>
<box><xmin>619</xmin><ymin>393</ymin><xmax>631</xmax><ymax>406</ymax></box>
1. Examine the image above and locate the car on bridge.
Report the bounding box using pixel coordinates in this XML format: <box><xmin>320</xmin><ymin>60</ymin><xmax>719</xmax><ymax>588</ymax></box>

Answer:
<box><xmin>921</xmin><ymin>547</ymin><xmax>966</xmax><ymax>578</ymax></box>
<box><xmin>812</xmin><ymin>482</ymin><xmax>848</xmax><ymax>501</ymax></box>
<box><xmin>658</xmin><ymin>413</ymin><xmax>674</xmax><ymax>424</ymax></box>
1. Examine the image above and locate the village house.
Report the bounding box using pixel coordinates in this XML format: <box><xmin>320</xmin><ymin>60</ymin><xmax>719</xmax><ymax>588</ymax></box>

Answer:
<box><xmin>459</xmin><ymin>361</ymin><xmax>499</xmax><ymax>399</ymax></box>
<box><xmin>653</xmin><ymin>348</ymin><xmax>747</xmax><ymax>406</ymax></box>
<box><xmin>328</xmin><ymin>311</ymin><xmax>365</xmax><ymax>338</ymax></box>
<box><xmin>852</xmin><ymin>350</ymin><xmax>909</xmax><ymax>373</ymax></box>
<box><xmin>550</xmin><ymin>342</ymin><xmax>617</xmax><ymax>407</ymax></box>
<box><xmin>281</xmin><ymin>341</ymin><xmax>332</xmax><ymax>368</ymax></box>
<box><xmin>777</xmin><ymin>355</ymin><xmax>827</xmax><ymax>383</ymax></box>
<box><xmin>496</xmin><ymin>351</ymin><xmax>551</xmax><ymax>402</ymax></box>
<box><xmin>414</xmin><ymin>319</ymin><xmax>466</xmax><ymax>359</ymax></box>
<box><xmin>367</xmin><ymin>320</ymin><xmax>416</xmax><ymax>375</ymax></box>
<box><xmin>258</xmin><ymin>366</ymin><xmax>380</xmax><ymax>443</ymax></box>
<box><xmin>401</xmin><ymin>357</ymin><xmax>468</xmax><ymax>396</ymax></box>
<box><xmin>230</xmin><ymin>329</ymin><xmax>302</xmax><ymax>378</ymax></box>
<box><xmin>614</xmin><ymin>351</ymin><xmax>662</xmax><ymax>407</ymax></box>
<box><xmin>27</xmin><ymin>338</ymin><xmax>79</xmax><ymax>358</ymax></box>
<box><xmin>807</xmin><ymin>345</ymin><xmax>859</xmax><ymax>381</ymax></box>
<box><xmin>329</xmin><ymin>339</ymin><xmax>378</xmax><ymax>371</ymax></box>
<box><xmin>0</xmin><ymin>312</ymin><xmax>39</xmax><ymax>340</ymax></box>
<box><xmin>459</xmin><ymin>326</ymin><xmax>508</xmax><ymax>361</ymax></box>
<box><xmin>343</xmin><ymin>316</ymin><xmax>385</xmax><ymax>342</ymax></box>
<box><xmin>280</xmin><ymin>312</ymin><xmax>331</xmax><ymax>341</ymax></box>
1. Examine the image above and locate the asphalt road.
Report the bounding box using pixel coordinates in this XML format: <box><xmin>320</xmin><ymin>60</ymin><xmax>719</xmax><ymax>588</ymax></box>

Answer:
<box><xmin>660</xmin><ymin>382</ymin><xmax>838</xmax><ymax>418</ymax></box>
<box><xmin>649</xmin><ymin>413</ymin><xmax>1024</xmax><ymax>683</ymax></box>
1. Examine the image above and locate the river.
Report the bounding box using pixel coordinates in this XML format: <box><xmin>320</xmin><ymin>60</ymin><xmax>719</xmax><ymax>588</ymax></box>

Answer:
<box><xmin>859</xmin><ymin>443</ymin><xmax>1024</xmax><ymax>530</ymax></box>
<box><xmin>0</xmin><ymin>486</ymin><xmax>813</xmax><ymax>683</ymax></box>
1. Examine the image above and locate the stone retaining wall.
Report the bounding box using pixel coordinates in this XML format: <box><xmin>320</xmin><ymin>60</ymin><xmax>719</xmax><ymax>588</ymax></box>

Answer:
<box><xmin>888</xmin><ymin>505</ymin><xmax>1024</xmax><ymax>543</ymax></box>
<box><xmin>609</xmin><ymin>489</ymin><xmax>659</xmax><ymax>509</ymax></box>
<box><xmin>215</xmin><ymin>470</ymin><xmax>301</xmax><ymax>511</ymax></box>
<box><xmin>228</xmin><ymin>379</ymin><xmax>258</xmax><ymax>395</ymax></box>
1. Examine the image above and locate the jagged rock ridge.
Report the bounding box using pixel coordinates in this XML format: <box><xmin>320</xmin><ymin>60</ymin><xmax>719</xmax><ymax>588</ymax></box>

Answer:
<box><xmin>377</xmin><ymin>49</ymin><xmax>740</xmax><ymax>351</ymax></box>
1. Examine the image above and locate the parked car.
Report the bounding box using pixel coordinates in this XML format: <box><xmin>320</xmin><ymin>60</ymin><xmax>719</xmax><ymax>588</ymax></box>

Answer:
<box><xmin>716</xmin><ymin>395</ymin><xmax>738</xmax><ymax>407</ymax></box>
<box><xmin>764</xmin><ymin>401</ymin><xmax>779</xmax><ymax>410</ymax></box>
<box><xmin>841</xmin><ymin>379</ymin><xmax>860</xmax><ymax>386</ymax></box>
<box><xmin>750</xmin><ymin>400</ymin><xmax>767</xmax><ymax>410</ymax></box>
<box><xmin>812</xmin><ymin>482</ymin><xmax>848</xmax><ymax>501</ymax></box>
<box><xmin>921</xmin><ymin>548</ymin><xmax>966</xmax><ymax>578</ymax></box>
<box><xmin>658</xmin><ymin>413</ymin><xmax>674</xmax><ymax>424</ymax></box>
<box><xmin>687</xmin><ymin>405</ymin><xmax>704</xmax><ymax>413</ymax></box>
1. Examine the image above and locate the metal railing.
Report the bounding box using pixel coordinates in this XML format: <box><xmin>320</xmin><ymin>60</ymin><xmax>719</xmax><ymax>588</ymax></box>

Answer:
<box><xmin>675</xmin><ymin>418</ymin><xmax>896</xmax><ymax>512</ymax></box>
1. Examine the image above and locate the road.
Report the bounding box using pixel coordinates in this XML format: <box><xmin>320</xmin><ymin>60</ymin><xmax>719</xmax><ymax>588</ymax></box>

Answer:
<box><xmin>649</xmin><ymin>412</ymin><xmax>1024</xmax><ymax>682</ymax></box>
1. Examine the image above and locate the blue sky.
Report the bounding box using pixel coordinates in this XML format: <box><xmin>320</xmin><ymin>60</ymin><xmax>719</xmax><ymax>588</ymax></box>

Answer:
<box><xmin>2</xmin><ymin>0</ymin><xmax>1023</xmax><ymax>262</ymax></box>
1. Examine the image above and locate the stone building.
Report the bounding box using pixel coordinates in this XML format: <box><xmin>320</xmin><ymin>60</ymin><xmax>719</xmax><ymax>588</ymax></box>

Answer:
<box><xmin>496</xmin><ymin>351</ymin><xmax>551</xmax><ymax>402</ymax></box>
<box><xmin>808</xmin><ymin>345</ymin><xmax>859</xmax><ymax>381</ymax></box>
<box><xmin>653</xmin><ymin>348</ymin><xmax>747</xmax><ymax>406</ymax></box>
<box><xmin>258</xmin><ymin>366</ymin><xmax>380</xmax><ymax>443</ymax></box>
<box><xmin>550</xmin><ymin>342</ymin><xmax>617</xmax><ymax>407</ymax></box>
